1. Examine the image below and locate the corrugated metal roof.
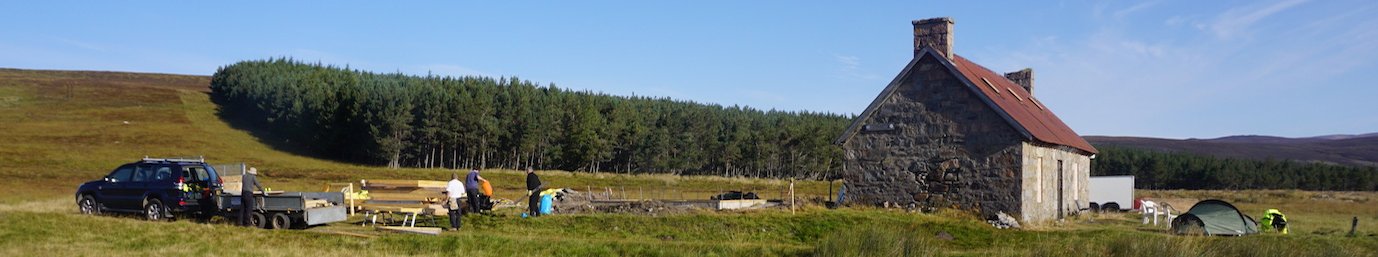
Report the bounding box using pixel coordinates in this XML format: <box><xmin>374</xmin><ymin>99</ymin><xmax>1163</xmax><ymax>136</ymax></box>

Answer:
<box><xmin>950</xmin><ymin>55</ymin><xmax>1098</xmax><ymax>154</ymax></box>
<box><xmin>835</xmin><ymin>48</ymin><xmax>1098</xmax><ymax>155</ymax></box>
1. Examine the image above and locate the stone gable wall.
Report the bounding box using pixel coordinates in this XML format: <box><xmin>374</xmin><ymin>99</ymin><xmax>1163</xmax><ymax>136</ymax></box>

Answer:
<box><xmin>1020</xmin><ymin>143</ymin><xmax>1092</xmax><ymax>224</ymax></box>
<box><xmin>842</xmin><ymin>55</ymin><xmax>1026</xmax><ymax>219</ymax></box>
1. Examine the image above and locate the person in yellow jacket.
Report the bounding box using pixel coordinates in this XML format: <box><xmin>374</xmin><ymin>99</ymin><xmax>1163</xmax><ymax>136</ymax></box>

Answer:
<box><xmin>1259</xmin><ymin>209</ymin><xmax>1289</xmax><ymax>234</ymax></box>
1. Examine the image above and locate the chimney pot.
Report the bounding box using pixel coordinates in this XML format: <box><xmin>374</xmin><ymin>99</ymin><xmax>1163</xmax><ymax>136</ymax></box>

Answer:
<box><xmin>913</xmin><ymin>17</ymin><xmax>955</xmax><ymax>59</ymax></box>
<box><xmin>1004</xmin><ymin>68</ymin><xmax>1034</xmax><ymax>94</ymax></box>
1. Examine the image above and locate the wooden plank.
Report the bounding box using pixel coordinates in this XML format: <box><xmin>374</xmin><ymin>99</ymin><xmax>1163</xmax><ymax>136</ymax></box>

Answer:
<box><xmin>376</xmin><ymin>226</ymin><xmax>442</xmax><ymax>235</ymax></box>
<box><xmin>367</xmin><ymin>191</ymin><xmax>446</xmax><ymax>202</ymax></box>
<box><xmin>361</xmin><ymin>201</ymin><xmax>431</xmax><ymax>207</ymax></box>
<box><xmin>312</xmin><ymin>230</ymin><xmax>377</xmax><ymax>239</ymax></box>
<box><xmin>359</xmin><ymin>206</ymin><xmax>428</xmax><ymax>213</ymax></box>
<box><xmin>366</xmin><ymin>180</ymin><xmax>447</xmax><ymax>189</ymax></box>
<box><xmin>417</xmin><ymin>180</ymin><xmax>448</xmax><ymax>188</ymax></box>
<box><xmin>366</xmin><ymin>188</ymin><xmax>446</xmax><ymax>194</ymax></box>
<box><xmin>222</xmin><ymin>175</ymin><xmax>242</xmax><ymax>192</ymax></box>
<box><xmin>716</xmin><ymin>199</ymin><xmax>768</xmax><ymax>210</ymax></box>
<box><xmin>304</xmin><ymin>199</ymin><xmax>331</xmax><ymax>208</ymax></box>
<box><xmin>366</xmin><ymin>179</ymin><xmax>421</xmax><ymax>187</ymax></box>
<box><xmin>367</xmin><ymin>195</ymin><xmax>442</xmax><ymax>202</ymax></box>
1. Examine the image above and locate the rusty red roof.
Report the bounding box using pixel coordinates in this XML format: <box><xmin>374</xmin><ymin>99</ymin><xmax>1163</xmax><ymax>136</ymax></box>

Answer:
<box><xmin>949</xmin><ymin>54</ymin><xmax>1098</xmax><ymax>154</ymax></box>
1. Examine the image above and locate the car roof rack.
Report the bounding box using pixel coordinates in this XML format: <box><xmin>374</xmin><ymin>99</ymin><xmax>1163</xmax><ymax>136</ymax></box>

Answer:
<box><xmin>141</xmin><ymin>156</ymin><xmax>206</xmax><ymax>163</ymax></box>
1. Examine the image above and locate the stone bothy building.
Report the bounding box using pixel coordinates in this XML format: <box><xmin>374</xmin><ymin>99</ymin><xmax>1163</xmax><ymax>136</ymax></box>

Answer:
<box><xmin>834</xmin><ymin>17</ymin><xmax>1098</xmax><ymax>224</ymax></box>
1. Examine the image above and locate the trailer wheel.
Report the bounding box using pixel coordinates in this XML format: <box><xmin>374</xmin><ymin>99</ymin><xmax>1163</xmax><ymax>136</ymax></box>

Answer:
<box><xmin>250</xmin><ymin>212</ymin><xmax>268</xmax><ymax>229</ymax></box>
<box><xmin>271</xmin><ymin>213</ymin><xmax>293</xmax><ymax>229</ymax></box>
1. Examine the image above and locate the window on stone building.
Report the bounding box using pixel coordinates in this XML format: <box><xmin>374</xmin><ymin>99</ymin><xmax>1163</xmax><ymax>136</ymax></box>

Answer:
<box><xmin>1072</xmin><ymin>162</ymin><xmax>1079</xmax><ymax>201</ymax></box>
<box><xmin>1035</xmin><ymin>157</ymin><xmax>1043</xmax><ymax>203</ymax></box>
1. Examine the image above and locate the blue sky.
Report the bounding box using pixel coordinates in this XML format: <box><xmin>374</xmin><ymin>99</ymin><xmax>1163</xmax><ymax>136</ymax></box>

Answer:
<box><xmin>3</xmin><ymin>1</ymin><xmax>1376</xmax><ymax>139</ymax></box>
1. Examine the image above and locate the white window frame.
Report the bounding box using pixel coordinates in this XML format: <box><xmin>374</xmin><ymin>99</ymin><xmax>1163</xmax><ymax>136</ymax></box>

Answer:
<box><xmin>1072</xmin><ymin>162</ymin><xmax>1079</xmax><ymax>201</ymax></box>
<box><xmin>1035</xmin><ymin>157</ymin><xmax>1043</xmax><ymax>203</ymax></box>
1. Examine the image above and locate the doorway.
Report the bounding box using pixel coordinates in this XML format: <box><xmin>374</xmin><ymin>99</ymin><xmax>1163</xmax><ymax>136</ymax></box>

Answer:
<box><xmin>1057</xmin><ymin>160</ymin><xmax>1064</xmax><ymax>219</ymax></box>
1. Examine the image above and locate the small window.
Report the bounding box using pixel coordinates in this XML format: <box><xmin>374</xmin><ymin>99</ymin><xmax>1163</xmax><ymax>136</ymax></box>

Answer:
<box><xmin>154</xmin><ymin>167</ymin><xmax>173</xmax><ymax>181</ymax></box>
<box><xmin>132</xmin><ymin>165</ymin><xmax>155</xmax><ymax>182</ymax></box>
<box><xmin>205</xmin><ymin>165</ymin><xmax>219</xmax><ymax>183</ymax></box>
<box><xmin>183</xmin><ymin>166</ymin><xmax>211</xmax><ymax>182</ymax></box>
<box><xmin>1031</xmin><ymin>98</ymin><xmax>1044</xmax><ymax>110</ymax></box>
<box><xmin>107</xmin><ymin>165</ymin><xmax>135</xmax><ymax>182</ymax></box>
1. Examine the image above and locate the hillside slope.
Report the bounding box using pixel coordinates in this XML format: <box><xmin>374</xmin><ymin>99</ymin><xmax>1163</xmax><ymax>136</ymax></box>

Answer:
<box><xmin>0</xmin><ymin>68</ymin><xmax>827</xmax><ymax>204</ymax></box>
<box><xmin>1085</xmin><ymin>135</ymin><xmax>1378</xmax><ymax>167</ymax></box>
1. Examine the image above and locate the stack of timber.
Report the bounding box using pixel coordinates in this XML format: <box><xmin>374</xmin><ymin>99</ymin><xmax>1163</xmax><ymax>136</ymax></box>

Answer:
<box><xmin>361</xmin><ymin>180</ymin><xmax>448</xmax><ymax>216</ymax></box>
<box><xmin>220</xmin><ymin>176</ymin><xmax>285</xmax><ymax>195</ymax></box>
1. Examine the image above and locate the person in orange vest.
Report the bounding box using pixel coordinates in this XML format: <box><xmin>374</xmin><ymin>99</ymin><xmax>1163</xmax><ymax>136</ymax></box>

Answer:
<box><xmin>477</xmin><ymin>176</ymin><xmax>494</xmax><ymax>209</ymax></box>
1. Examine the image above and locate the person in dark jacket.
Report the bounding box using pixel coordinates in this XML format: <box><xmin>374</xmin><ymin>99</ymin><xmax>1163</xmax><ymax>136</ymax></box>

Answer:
<box><xmin>239</xmin><ymin>167</ymin><xmax>265</xmax><ymax>227</ymax></box>
<box><xmin>465</xmin><ymin>169</ymin><xmax>484</xmax><ymax>213</ymax></box>
<box><xmin>525</xmin><ymin>167</ymin><xmax>543</xmax><ymax>216</ymax></box>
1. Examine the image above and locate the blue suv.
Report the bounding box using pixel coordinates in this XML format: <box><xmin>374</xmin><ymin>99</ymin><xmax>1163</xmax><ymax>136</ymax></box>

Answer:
<box><xmin>75</xmin><ymin>157</ymin><xmax>223</xmax><ymax>221</ymax></box>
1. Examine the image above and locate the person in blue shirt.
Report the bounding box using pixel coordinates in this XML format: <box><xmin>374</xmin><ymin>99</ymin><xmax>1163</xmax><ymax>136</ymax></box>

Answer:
<box><xmin>465</xmin><ymin>169</ymin><xmax>484</xmax><ymax>213</ymax></box>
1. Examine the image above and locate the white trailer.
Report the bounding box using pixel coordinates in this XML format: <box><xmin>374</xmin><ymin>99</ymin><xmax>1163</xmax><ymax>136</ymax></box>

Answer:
<box><xmin>1088</xmin><ymin>176</ymin><xmax>1135</xmax><ymax>212</ymax></box>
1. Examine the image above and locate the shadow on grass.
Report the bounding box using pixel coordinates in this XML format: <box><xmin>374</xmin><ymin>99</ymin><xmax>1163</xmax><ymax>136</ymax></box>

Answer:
<box><xmin>207</xmin><ymin>92</ymin><xmax>372</xmax><ymax>165</ymax></box>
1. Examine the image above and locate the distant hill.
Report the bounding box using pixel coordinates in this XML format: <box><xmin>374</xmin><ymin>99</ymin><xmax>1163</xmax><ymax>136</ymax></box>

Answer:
<box><xmin>1085</xmin><ymin>133</ymin><xmax>1378</xmax><ymax>167</ymax></box>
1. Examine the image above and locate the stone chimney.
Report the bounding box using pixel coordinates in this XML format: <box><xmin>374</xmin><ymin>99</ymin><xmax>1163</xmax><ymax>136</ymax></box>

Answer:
<box><xmin>1004</xmin><ymin>68</ymin><xmax>1034</xmax><ymax>94</ymax></box>
<box><xmin>913</xmin><ymin>17</ymin><xmax>954</xmax><ymax>59</ymax></box>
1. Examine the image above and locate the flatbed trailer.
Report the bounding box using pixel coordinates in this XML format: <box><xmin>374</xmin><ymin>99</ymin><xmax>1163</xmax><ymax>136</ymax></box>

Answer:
<box><xmin>218</xmin><ymin>191</ymin><xmax>348</xmax><ymax>229</ymax></box>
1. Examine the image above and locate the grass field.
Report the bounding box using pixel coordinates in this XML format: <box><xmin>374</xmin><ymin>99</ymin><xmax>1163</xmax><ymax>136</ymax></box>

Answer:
<box><xmin>1</xmin><ymin>68</ymin><xmax>1376</xmax><ymax>256</ymax></box>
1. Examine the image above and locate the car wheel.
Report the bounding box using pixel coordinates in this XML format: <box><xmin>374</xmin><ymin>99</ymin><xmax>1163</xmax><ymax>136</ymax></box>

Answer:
<box><xmin>78</xmin><ymin>195</ymin><xmax>101</xmax><ymax>215</ymax></box>
<box><xmin>144</xmin><ymin>199</ymin><xmax>168</xmax><ymax>221</ymax></box>
<box><xmin>271</xmin><ymin>213</ymin><xmax>293</xmax><ymax>229</ymax></box>
<box><xmin>250</xmin><ymin>212</ymin><xmax>268</xmax><ymax>229</ymax></box>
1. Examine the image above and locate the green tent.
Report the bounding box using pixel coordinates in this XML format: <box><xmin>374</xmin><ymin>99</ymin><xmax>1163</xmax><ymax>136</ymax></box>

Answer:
<box><xmin>1171</xmin><ymin>199</ymin><xmax>1259</xmax><ymax>236</ymax></box>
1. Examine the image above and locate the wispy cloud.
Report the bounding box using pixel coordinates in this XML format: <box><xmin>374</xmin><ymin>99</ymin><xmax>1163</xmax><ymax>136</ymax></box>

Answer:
<box><xmin>989</xmin><ymin>0</ymin><xmax>1378</xmax><ymax>138</ymax></box>
<box><xmin>832</xmin><ymin>54</ymin><xmax>880</xmax><ymax>80</ymax></box>
<box><xmin>1202</xmin><ymin>0</ymin><xmax>1309</xmax><ymax>40</ymax></box>
<box><xmin>1112</xmin><ymin>1</ymin><xmax>1160</xmax><ymax>19</ymax></box>
<box><xmin>54</xmin><ymin>38</ymin><xmax>106</xmax><ymax>52</ymax></box>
